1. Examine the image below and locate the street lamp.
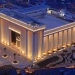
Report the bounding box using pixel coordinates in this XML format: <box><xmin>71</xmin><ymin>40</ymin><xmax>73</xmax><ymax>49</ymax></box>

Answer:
<box><xmin>2</xmin><ymin>47</ymin><xmax>8</xmax><ymax>58</ymax></box>
<box><xmin>12</xmin><ymin>53</ymin><xmax>19</xmax><ymax>64</ymax></box>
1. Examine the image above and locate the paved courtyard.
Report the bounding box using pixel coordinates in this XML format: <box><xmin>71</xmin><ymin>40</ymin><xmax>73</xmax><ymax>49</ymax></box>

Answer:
<box><xmin>0</xmin><ymin>42</ymin><xmax>32</xmax><ymax>69</ymax></box>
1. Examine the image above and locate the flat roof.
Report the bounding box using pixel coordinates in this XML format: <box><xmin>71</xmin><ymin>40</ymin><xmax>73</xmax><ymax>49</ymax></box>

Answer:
<box><xmin>0</xmin><ymin>4</ymin><xmax>70</xmax><ymax>29</ymax></box>
<box><xmin>0</xmin><ymin>8</ymin><xmax>43</xmax><ymax>26</ymax></box>
<box><xmin>15</xmin><ymin>5</ymin><xmax>49</xmax><ymax>14</ymax></box>
<box><xmin>35</xmin><ymin>14</ymin><xmax>69</xmax><ymax>29</ymax></box>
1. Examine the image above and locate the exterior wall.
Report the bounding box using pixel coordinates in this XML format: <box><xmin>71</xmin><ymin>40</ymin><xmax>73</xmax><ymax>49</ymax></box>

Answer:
<box><xmin>58</xmin><ymin>31</ymin><xmax>62</xmax><ymax>48</ymax></box>
<box><xmin>2</xmin><ymin>20</ymin><xmax>10</xmax><ymax>45</ymax></box>
<box><xmin>54</xmin><ymin>33</ymin><xmax>58</xmax><ymax>50</ymax></box>
<box><xmin>73</xmin><ymin>27</ymin><xmax>75</xmax><ymax>42</ymax></box>
<box><xmin>0</xmin><ymin>18</ymin><xmax>44</xmax><ymax>60</ymax></box>
<box><xmin>27</xmin><ymin>30</ymin><xmax>33</xmax><ymax>59</ymax></box>
<box><xmin>44</xmin><ymin>36</ymin><xmax>49</xmax><ymax>54</ymax></box>
<box><xmin>1</xmin><ymin>13</ymin><xmax>75</xmax><ymax>61</ymax></box>
<box><xmin>2</xmin><ymin>19</ymin><xmax>21</xmax><ymax>45</ymax></box>
<box><xmin>0</xmin><ymin>18</ymin><xmax>28</xmax><ymax>58</ymax></box>
<box><xmin>0</xmin><ymin>18</ymin><xmax>1</xmax><ymax>42</ymax></box>
<box><xmin>33</xmin><ymin>30</ymin><xmax>44</xmax><ymax>60</ymax></box>
<box><xmin>63</xmin><ymin>30</ymin><xmax>67</xmax><ymax>47</ymax></box>
<box><xmin>49</xmin><ymin>35</ymin><xmax>53</xmax><ymax>52</ymax></box>
<box><xmin>20</xmin><ymin>29</ymin><xmax>27</xmax><ymax>56</ymax></box>
<box><xmin>67</xmin><ymin>28</ymin><xmax>71</xmax><ymax>45</ymax></box>
<box><xmin>44</xmin><ymin>25</ymin><xmax>75</xmax><ymax>54</ymax></box>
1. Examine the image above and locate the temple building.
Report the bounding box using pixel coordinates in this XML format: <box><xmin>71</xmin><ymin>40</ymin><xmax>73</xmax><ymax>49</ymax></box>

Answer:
<box><xmin>0</xmin><ymin>5</ymin><xmax>75</xmax><ymax>62</ymax></box>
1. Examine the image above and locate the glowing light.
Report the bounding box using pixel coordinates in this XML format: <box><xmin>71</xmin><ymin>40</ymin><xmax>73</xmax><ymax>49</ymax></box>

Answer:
<box><xmin>48</xmin><ymin>51</ymin><xmax>51</xmax><ymax>55</ymax></box>
<box><xmin>63</xmin><ymin>45</ymin><xmax>66</xmax><ymax>48</ymax></box>
<box><xmin>9</xmin><ymin>28</ymin><xmax>21</xmax><ymax>34</ymax></box>
<box><xmin>37</xmin><ymin>56</ymin><xmax>41</xmax><ymax>60</ymax></box>
<box><xmin>48</xmin><ymin>51</ymin><xmax>51</xmax><ymax>53</ymax></box>
<box><xmin>59</xmin><ymin>10</ymin><xmax>65</xmax><ymax>17</ymax></box>
<box><xmin>67</xmin><ymin>44</ymin><xmax>70</xmax><ymax>46</ymax></box>
<box><xmin>47</xmin><ymin>10</ymin><xmax>52</xmax><ymax>14</ymax></box>
<box><xmin>2</xmin><ymin>40</ymin><xmax>4</xmax><ymax>43</ymax></box>
<box><xmin>21</xmin><ymin>51</ymin><xmax>25</xmax><ymax>54</ymax></box>
<box><xmin>25</xmin><ymin>69</ymin><xmax>29</xmax><ymax>73</ymax></box>
<box><xmin>2</xmin><ymin>54</ymin><xmax>8</xmax><ymax>58</ymax></box>
<box><xmin>43</xmin><ymin>52</ymin><xmax>46</xmax><ymax>55</ymax></box>
<box><xmin>12</xmin><ymin>60</ymin><xmax>19</xmax><ymax>64</ymax></box>
<box><xmin>53</xmin><ymin>49</ymin><xmax>56</xmax><ymax>51</ymax></box>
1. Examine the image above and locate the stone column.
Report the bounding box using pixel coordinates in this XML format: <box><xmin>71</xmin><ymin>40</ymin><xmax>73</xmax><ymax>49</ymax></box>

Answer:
<box><xmin>0</xmin><ymin>18</ymin><xmax>1</xmax><ymax>42</ymax></box>
<box><xmin>20</xmin><ymin>29</ymin><xmax>27</xmax><ymax>56</ymax></box>
<box><xmin>62</xmin><ymin>30</ymin><xmax>64</xmax><ymax>46</ymax></box>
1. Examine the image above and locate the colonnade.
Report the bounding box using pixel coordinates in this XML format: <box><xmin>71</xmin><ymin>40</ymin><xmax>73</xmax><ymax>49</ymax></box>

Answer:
<box><xmin>1</xmin><ymin>12</ymin><xmax>75</xmax><ymax>61</ymax></box>
<box><xmin>43</xmin><ymin>27</ymin><xmax>75</xmax><ymax>54</ymax></box>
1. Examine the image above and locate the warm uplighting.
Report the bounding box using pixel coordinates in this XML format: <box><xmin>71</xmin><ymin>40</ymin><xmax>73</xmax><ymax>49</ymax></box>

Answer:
<box><xmin>48</xmin><ymin>51</ymin><xmax>51</xmax><ymax>53</ymax></box>
<box><xmin>16</xmin><ymin>69</ymin><xmax>20</xmax><ymax>74</ymax></box>
<box><xmin>25</xmin><ymin>69</ymin><xmax>29</xmax><ymax>73</ymax></box>
<box><xmin>37</xmin><ymin>57</ymin><xmax>41</xmax><ymax>60</ymax></box>
<box><xmin>53</xmin><ymin>49</ymin><xmax>57</xmax><ymax>51</ymax></box>
<box><xmin>53</xmin><ymin>49</ymin><xmax>57</xmax><ymax>53</ymax></box>
<box><xmin>25</xmin><ymin>68</ymin><xmax>34</xmax><ymax>74</ymax></box>
<box><xmin>67</xmin><ymin>44</ymin><xmax>70</xmax><ymax>46</ymax></box>
<box><xmin>66</xmin><ymin>44</ymin><xmax>70</xmax><ymax>47</ymax></box>
<box><xmin>2</xmin><ymin>40</ymin><xmax>9</xmax><ymax>45</ymax></box>
<box><xmin>63</xmin><ymin>45</ymin><xmax>66</xmax><ymax>48</ymax></box>
<box><xmin>62</xmin><ymin>46</ymin><xmax>66</xmax><ymax>49</ymax></box>
<box><xmin>21</xmin><ymin>51</ymin><xmax>25</xmax><ymax>54</ymax></box>
<box><xmin>48</xmin><ymin>51</ymin><xmax>51</xmax><ymax>55</ymax></box>
<box><xmin>5</xmin><ymin>42</ymin><xmax>9</xmax><ymax>45</ymax></box>
<box><xmin>9</xmin><ymin>28</ymin><xmax>21</xmax><ymax>34</ymax></box>
<box><xmin>43</xmin><ymin>52</ymin><xmax>46</xmax><ymax>56</ymax></box>
<box><xmin>43</xmin><ymin>53</ymin><xmax>46</xmax><ymax>58</ymax></box>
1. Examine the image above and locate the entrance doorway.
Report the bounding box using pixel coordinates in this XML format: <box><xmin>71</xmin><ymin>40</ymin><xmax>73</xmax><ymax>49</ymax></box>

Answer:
<box><xmin>11</xmin><ymin>31</ymin><xmax>20</xmax><ymax>47</ymax></box>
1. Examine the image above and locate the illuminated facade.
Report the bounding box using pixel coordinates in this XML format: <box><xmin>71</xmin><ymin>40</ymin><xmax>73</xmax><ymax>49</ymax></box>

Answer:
<box><xmin>0</xmin><ymin>12</ymin><xmax>45</xmax><ymax>60</ymax></box>
<box><xmin>0</xmin><ymin>5</ymin><xmax>75</xmax><ymax>62</ymax></box>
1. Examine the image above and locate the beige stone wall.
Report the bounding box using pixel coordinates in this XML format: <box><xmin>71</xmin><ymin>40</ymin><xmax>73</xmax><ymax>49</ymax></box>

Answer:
<box><xmin>44</xmin><ymin>27</ymin><xmax>74</xmax><ymax>54</ymax></box>
<box><xmin>0</xmin><ymin>18</ymin><xmax>44</xmax><ymax>60</ymax></box>
<box><xmin>0</xmin><ymin>18</ymin><xmax>1</xmax><ymax>42</ymax></box>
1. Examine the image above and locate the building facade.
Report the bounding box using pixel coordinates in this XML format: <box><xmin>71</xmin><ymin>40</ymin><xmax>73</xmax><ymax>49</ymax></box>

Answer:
<box><xmin>0</xmin><ymin>6</ymin><xmax>75</xmax><ymax>62</ymax></box>
<box><xmin>0</xmin><ymin>12</ymin><xmax>46</xmax><ymax>60</ymax></box>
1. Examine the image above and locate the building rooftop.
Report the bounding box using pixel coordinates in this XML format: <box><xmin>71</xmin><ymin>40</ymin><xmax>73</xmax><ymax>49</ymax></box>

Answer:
<box><xmin>0</xmin><ymin>4</ymin><xmax>71</xmax><ymax>30</ymax></box>
<box><xmin>35</xmin><ymin>14</ymin><xmax>69</xmax><ymax>29</ymax></box>
<box><xmin>0</xmin><ymin>7</ymin><xmax>44</xmax><ymax>26</ymax></box>
<box><xmin>14</xmin><ymin>5</ymin><xmax>49</xmax><ymax>14</ymax></box>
